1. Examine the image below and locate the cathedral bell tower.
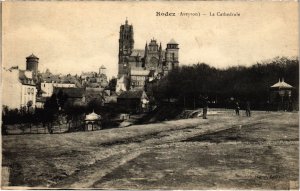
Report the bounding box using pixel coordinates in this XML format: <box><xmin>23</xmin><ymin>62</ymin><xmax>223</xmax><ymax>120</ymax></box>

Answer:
<box><xmin>165</xmin><ymin>39</ymin><xmax>179</xmax><ymax>72</ymax></box>
<box><xmin>118</xmin><ymin>18</ymin><xmax>134</xmax><ymax>78</ymax></box>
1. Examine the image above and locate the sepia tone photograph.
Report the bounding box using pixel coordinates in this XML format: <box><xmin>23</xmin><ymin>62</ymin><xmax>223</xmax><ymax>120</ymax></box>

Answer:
<box><xmin>1</xmin><ymin>1</ymin><xmax>299</xmax><ymax>190</ymax></box>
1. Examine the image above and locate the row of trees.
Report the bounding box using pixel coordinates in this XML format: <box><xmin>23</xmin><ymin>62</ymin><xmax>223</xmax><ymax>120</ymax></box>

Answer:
<box><xmin>149</xmin><ymin>57</ymin><xmax>299</xmax><ymax>110</ymax></box>
<box><xmin>2</xmin><ymin>89</ymin><xmax>120</xmax><ymax>133</ymax></box>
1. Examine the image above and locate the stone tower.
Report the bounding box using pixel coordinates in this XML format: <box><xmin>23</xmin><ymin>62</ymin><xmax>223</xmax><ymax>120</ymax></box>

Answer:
<box><xmin>144</xmin><ymin>39</ymin><xmax>162</xmax><ymax>71</ymax></box>
<box><xmin>118</xmin><ymin>19</ymin><xmax>134</xmax><ymax>78</ymax></box>
<box><xmin>165</xmin><ymin>39</ymin><xmax>179</xmax><ymax>71</ymax></box>
<box><xmin>26</xmin><ymin>53</ymin><xmax>39</xmax><ymax>79</ymax></box>
<box><xmin>99</xmin><ymin>65</ymin><xmax>106</xmax><ymax>75</ymax></box>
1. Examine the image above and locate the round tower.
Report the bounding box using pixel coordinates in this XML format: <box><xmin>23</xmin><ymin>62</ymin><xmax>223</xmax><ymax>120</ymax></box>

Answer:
<box><xmin>26</xmin><ymin>53</ymin><xmax>39</xmax><ymax>78</ymax></box>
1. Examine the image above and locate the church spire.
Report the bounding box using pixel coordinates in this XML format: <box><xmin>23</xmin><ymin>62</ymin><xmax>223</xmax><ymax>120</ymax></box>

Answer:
<box><xmin>125</xmin><ymin>17</ymin><xmax>128</xmax><ymax>25</ymax></box>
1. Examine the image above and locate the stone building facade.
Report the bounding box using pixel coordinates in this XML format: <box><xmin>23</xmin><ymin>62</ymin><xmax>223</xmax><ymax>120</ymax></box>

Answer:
<box><xmin>2</xmin><ymin>67</ymin><xmax>37</xmax><ymax>110</ymax></box>
<box><xmin>80</xmin><ymin>65</ymin><xmax>108</xmax><ymax>88</ymax></box>
<box><xmin>117</xmin><ymin>19</ymin><xmax>179</xmax><ymax>90</ymax></box>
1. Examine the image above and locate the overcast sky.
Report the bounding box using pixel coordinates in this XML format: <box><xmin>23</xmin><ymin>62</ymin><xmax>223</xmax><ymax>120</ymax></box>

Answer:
<box><xmin>3</xmin><ymin>1</ymin><xmax>299</xmax><ymax>78</ymax></box>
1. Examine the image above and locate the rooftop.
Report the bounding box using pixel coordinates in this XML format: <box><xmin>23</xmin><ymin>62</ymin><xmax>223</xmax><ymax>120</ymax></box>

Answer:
<box><xmin>118</xmin><ymin>90</ymin><xmax>146</xmax><ymax>99</ymax></box>
<box><xmin>85</xmin><ymin>111</ymin><xmax>101</xmax><ymax>121</ymax></box>
<box><xmin>130</xmin><ymin>69</ymin><xmax>150</xmax><ymax>76</ymax></box>
<box><xmin>26</xmin><ymin>53</ymin><xmax>39</xmax><ymax>59</ymax></box>
<box><xmin>270</xmin><ymin>79</ymin><xmax>293</xmax><ymax>89</ymax></box>
<box><xmin>53</xmin><ymin>87</ymin><xmax>85</xmax><ymax>98</ymax></box>
<box><xmin>131</xmin><ymin>49</ymin><xmax>145</xmax><ymax>57</ymax></box>
<box><xmin>19</xmin><ymin>70</ymin><xmax>36</xmax><ymax>86</ymax></box>
<box><xmin>41</xmin><ymin>74</ymin><xmax>78</xmax><ymax>84</ymax></box>
<box><xmin>168</xmin><ymin>39</ymin><xmax>178</xmax><ymax>45</ymax></box>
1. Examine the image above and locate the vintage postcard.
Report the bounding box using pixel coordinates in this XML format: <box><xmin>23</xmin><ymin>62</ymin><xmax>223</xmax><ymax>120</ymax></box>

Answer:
<box><xmin>1</xmin><ymin>1</ymin><xmax>299</xmax><ymax>190</ymax></box>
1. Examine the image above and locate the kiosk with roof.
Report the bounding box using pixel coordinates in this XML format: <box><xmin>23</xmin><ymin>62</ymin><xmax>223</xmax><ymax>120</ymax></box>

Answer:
<box><xmin>84</xmin><ymin>111</ymin><xmax>102</xmax><ymax>131</ymax></box>
<box><xmin>270</xmin><ymin>78</ymin><xmax>294</xmax><ymax>111</ymax></box>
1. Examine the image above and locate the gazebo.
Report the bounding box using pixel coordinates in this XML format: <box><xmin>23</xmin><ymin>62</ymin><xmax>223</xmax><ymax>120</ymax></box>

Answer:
<box><xmin>84</xmin><ymin>111</ymin><xmax>101</xmax><ymax>131</ymax></box>
<box><xmin>270</xmin><ymin>78</ymin><xmax>294</xmax><ymax>111</ymax></box>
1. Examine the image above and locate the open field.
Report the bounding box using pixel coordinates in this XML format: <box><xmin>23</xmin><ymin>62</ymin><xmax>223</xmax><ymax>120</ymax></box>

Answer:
<box><xmin>2</xmin><ymin>110</ymin><xmax>299</xmax><ymax>189</ymax></box>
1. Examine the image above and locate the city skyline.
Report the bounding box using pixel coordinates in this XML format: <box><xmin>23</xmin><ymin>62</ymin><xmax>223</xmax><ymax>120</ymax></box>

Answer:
<box><xmin>3</xmin><ymin>1</ymin><xmax>298</xmax><ymax>78</ymax></box>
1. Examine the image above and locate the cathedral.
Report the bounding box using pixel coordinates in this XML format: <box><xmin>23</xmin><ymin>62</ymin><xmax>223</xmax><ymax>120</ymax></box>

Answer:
<box><xmin>117</xmin><ymin>19</ymin><xmax>179</xmax><ymax>91</ymax></box>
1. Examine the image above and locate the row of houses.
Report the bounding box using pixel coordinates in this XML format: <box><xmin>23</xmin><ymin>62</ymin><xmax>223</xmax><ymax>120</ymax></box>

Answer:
<box><xmin>2</xmin><ymin>54</ymin><xmax>150</xmax><ymax>114</ymax></box>
<box><xmin>2</xmin><ymin>54</ymin><xmax>110</xmax><ymax>112</ymax></box>
<box><xmin>49</xmin><ymin>87</ymin><xmax>149</xmax><ymax>114</ymax></box>
<box><xmin>1</xmin><ymin>70</ymin><xmax>149</xmax><ymax>114</ymax></box>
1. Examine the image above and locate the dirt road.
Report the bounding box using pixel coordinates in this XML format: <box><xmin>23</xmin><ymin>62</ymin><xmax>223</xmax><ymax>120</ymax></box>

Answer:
<box><xmin>2</xmin><ymin>110</ymin><xmax>298</xmax><ymax>189</ymax></box>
